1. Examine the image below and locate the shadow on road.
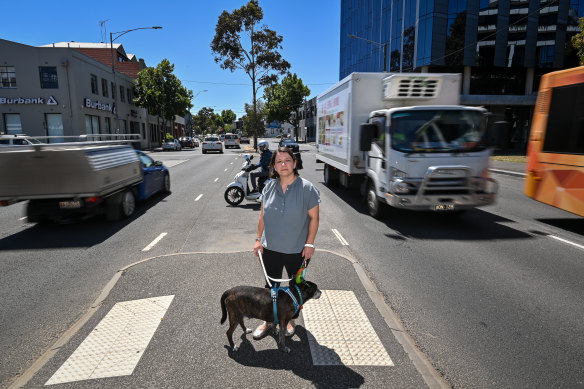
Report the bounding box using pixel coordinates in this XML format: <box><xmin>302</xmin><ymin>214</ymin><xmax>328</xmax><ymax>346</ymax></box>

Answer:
<box><xmin>535</xmin><ymin>218</ymin><xmax>584</xmax><ymax>236</ymax></box>
<box><xmin>324</xmin><ymin>184</ymin><xmax>534</xmax><ymax>241</ymax></box>
<box><xmin>0</xmin><ymin>193</ymin><xmax>170</xmax><ymax>250</ymax></box>
<box><xmin>228</xmin><ymin>326</ymin><xmax>365</xmax><ymax>389</ymax></box>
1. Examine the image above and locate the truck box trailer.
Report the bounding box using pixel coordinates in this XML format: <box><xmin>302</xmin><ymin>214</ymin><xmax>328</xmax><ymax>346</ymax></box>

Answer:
<box><xmin>316</xmin><ymin>72</ymin><xmax>498</xmax><ymax>217</ymax></box>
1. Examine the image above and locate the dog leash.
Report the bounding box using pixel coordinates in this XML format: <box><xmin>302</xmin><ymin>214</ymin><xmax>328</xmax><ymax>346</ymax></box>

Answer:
<box><xmin>257</xmin><ymin>250</ymin><xmax>293</xmax><ymax>288</ymax></box>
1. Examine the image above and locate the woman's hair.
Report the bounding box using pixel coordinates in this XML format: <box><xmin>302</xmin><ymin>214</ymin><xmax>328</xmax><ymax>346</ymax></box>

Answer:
<box><xmin>269</xmin><ymin>147</ymin><xmax>299</xmax><ymax>178</ymax></box>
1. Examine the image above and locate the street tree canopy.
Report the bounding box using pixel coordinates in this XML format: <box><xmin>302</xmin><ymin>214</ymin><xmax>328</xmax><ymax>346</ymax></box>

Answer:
<box><xmin>211</xmin><ymin>0</ymin><xmax>290</xmax><ymax>145</ymax></box>
<box><xmin>264</xmin><ymin>73</ymin><xmax>310</xmax><ymax>141</ymax></box>
<box><xmin>572</xmin><ymin>17</ymin><xmax>584</xmax><ymax>65</ymax></box>
<box><xmin>134</xmin><ymin>59</ymin><xmax>193</xmax><ymax>135</ymax></box>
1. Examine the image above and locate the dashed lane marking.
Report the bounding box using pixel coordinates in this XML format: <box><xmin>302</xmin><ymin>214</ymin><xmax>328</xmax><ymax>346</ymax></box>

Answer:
<box><xmin>303</xmin><ymin>290</ymin><xmax>393</xmax><ymax>366</ymax></box>
<box><xmin>214</xmin><ymin>178</ymin><xmax>219</xmax><ymax>182</ymax></box>
<box><xmin>45</xmin><ymin>295</ymin><xmax>174</xmax><ymax>386</ymax></box>
<box><xmin>195</xmin><ymin>194</ymin><xmax>203</xmax><ymax>202</ymax></box>
<box><xmin>142</xmin><ymin>233</ymin><xmax>167</xmax><ymax>252</ymax></box>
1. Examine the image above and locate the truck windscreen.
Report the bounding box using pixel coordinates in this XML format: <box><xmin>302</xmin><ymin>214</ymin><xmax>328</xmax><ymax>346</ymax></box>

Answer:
<box><xmin>390</xmin><ymin>110</ymin><xmax>487</xmax><ymax>153</ymax></box>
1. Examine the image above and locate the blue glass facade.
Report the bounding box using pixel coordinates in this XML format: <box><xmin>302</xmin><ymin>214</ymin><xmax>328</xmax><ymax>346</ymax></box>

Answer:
<box><xmin>340</xmin><ymin>0</ymin><xmax>584</xmax><ymax>89</ymax></box>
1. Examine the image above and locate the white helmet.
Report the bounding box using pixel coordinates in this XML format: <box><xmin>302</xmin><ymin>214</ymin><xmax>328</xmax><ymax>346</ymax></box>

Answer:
<box><xmin>258</xmin><ymin>140</ymin><xmax>269</xmax><ymax>150</ymax></box>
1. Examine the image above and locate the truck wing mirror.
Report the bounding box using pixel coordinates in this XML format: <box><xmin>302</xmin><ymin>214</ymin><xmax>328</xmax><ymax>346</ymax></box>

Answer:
<box><xmin>360</xmin><ymin>123</ymin><xmax>376</xmax><ymax>151</ymax></box>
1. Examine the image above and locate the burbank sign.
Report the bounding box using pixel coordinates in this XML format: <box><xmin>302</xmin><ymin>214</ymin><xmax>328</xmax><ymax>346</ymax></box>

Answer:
<box><xmin>84</xmin><ymin>98</ymin><xmax>115</xmax><ymax>113</ymax></box>
<box><xmin>0</xmin><ymin>96</ymin><xmax>58</xmax><ymax>105</ymax></box>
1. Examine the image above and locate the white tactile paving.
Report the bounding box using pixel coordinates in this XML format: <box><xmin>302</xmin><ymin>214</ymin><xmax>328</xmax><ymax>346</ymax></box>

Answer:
<box><xmin>303</xmin><ymin>290</ymin><xmax>394</xmax><ymax>366</ymax></box>
<box><xmin>45</xmin><ymin>295</ymin><xmax>174</xmax><ymax>386</ymax></box>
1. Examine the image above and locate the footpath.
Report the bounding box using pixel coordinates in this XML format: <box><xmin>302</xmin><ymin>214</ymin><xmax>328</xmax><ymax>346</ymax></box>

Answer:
<box><xmin>20</xmin><ymin>250</ymin><xmax>440</xmax><ymax>388</ymax></box>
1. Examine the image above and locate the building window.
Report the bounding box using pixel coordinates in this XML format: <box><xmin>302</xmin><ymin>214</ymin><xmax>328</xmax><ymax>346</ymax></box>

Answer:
<box><xmin>101</xmin><ymin>78</ymin><xmax>109</xmax><ymax>97</ymax></box>
<box><xmin>119</xmin><ymin>85</ymin><xmax>125</xmax><ymax>102</ymax></box>
<box><xmin>0</xmin><ymin>66</ymin><xmax>17</xmax><ymax>88</ymax></box>
<box><xmin>90</xmin><ymin>74</ymin><xmax>98</xmax><ymax>94</ymax></box>
<box><xmin>111</xmin><ymin>82</ymin><xmax>116</xmax><ymax>100</ymax></box>
<box><xmin>105</xmin><ymin>117</ymin><xmax>111</xmax><ymax>134</ymax></box>
<box><xmin>85</xmin><ymin>115</ymin><xmax>100</xmax><ymax>135</ymax></box>
<box><xmin>39</xmin><ymin>67</ymin><xmax>58</xmax><ymax>89</ymax></box>
<box><xmin>45</xmin><ymin>113</ymin><xmax>64</xmax><ymax>143</ymax></box>
<box><xmin>127</xmin><ymin>88</ymin><xmax>133</xmax><ymax>105</ymax></box>
<box><xmin>3</xmin><ymin>113</ymin><xmax>22</xmax><ymax>134</ymax></box>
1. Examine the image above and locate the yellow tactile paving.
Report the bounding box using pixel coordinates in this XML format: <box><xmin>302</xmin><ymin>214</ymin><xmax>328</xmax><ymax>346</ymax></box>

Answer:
<box><xmin>45</xmin><ymin>295</ymin><xmax>174</xmax><ymax>385</ymax></box>
<box><xmin>302</xmin><ymin>290</ymin><xmax>394</xmax><ymax>366</ymax></box>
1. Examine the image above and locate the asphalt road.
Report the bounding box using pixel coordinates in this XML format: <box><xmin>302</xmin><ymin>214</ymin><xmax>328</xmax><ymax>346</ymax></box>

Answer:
<box><xmin>1</xmin><ymin>141</ymin><xmax>582</xmax><ymax>388</ymax></box>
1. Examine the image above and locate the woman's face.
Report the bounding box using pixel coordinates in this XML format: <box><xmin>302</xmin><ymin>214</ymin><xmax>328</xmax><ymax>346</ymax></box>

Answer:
<box><xmin>273</xmin><ymin>151</ymin><xmax>296</xmax><ymax>178</ymax></box>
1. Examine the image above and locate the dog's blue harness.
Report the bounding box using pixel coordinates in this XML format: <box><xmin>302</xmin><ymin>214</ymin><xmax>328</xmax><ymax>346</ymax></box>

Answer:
<box><xmin>271</xmin><ymin>283</ymin><xmax>303</xmax><ymax>326</ymax></box>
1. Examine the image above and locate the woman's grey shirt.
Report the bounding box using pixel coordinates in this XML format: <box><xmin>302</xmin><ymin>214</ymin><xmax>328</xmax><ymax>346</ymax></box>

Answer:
<box><xmin>260</xmin><ymin>176</ymin><xmax>321</xmax><ymax>254</ymax></box>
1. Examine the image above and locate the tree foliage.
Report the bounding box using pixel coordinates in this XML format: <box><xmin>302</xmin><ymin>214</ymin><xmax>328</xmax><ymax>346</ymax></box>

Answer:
<box><xmin>211</xmin><ymin>0</ymin><xmax>290</xmax><ymax>146</ymax></box>
<box><xmin>243</xmin><ymin>100</ymin><xmax>266</xmax><ymax>137</ymax></box>
<box><xmin>194</xmin><ymin>107</ymin><xmax>216</xmax><ymax>134</ymax></box>
<box><xmin>134</xmin><ymin>59</ymin><xmax>193</xmax><ymax>134</ymax></box>
<box><xmin>264</xmin><ymin>73</ymin><xmax>310</xmax><ymax>141</ymax></box>
<box><xmin>220</xmin><ymin>109</ymin><xmax>237</xmax><ymax>126</ymax></box>
<box><xmin>572</xmin><ymin>17</ymin><xmax>584</xmax><ymax>65</ymax></box>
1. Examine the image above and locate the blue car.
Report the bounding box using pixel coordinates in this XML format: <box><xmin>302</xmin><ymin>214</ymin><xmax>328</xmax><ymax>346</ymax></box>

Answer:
<box><xmin>136</xmin><ymin>151</ymin><xmax>170</xmax><ymax>200</ymax></box>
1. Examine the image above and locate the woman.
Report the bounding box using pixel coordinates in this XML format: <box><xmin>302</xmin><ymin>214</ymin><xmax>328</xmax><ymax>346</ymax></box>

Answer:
<box><xmin>252</xmin><ymin>146</ymin><xmax>320</xmax><ymax>339</ymax></box>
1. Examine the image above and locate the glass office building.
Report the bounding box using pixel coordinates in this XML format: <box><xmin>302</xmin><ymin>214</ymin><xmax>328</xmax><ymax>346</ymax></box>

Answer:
<box><xmin>340</xmin><ymin>0</ymin><xmax>583</xmax><ymax>151</ymax></box>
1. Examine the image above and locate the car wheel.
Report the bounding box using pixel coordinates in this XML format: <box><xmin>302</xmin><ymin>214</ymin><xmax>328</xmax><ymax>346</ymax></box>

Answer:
<box><xmin>162</xmin><ymin>173</ymin><xmax>171</xmax><ymax>193</ymax></box>
<box><xmin>224</xmin><ymin>187</ymin><xmax>245</xmax><ymax>206</ymax></box>
<box><xmin>106</xmin><ymin>189</ymin><xmax>135</xmax><ymax>221</ymax></box>
<box><xmin>202</xmin><ymin>150</ymin><xmax>206</xmax><ymax>154</ymax></box>
<box><xmin>120</xmin><ymin>190</ymin><xmax>136</xmax><ymax>218</ymax></box>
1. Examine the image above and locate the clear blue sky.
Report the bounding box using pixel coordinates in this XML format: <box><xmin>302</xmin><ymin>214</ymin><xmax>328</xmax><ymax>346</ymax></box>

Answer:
<box><xmin>2</xmin><ymin>0</ymin><xmax>340</xmax><ymax>118</ymax></box>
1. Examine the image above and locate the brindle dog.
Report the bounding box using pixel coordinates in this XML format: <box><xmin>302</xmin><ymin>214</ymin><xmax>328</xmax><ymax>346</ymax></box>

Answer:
<box><xmin>220</xmin><ymin>281</ymin><xmax>321</xmax><ymax>352</ymax></box>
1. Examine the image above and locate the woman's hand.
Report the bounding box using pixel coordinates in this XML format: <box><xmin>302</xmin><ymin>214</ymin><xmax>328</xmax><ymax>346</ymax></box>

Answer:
<box><xmin>253</xmin><ymin>240</ymin><xmax>264</xmax><ymax>257</ymax></box>
<box><xmin>302</xmin><ymin>245</ymin><xmax>315</xmax><ymax>260</ymax></box>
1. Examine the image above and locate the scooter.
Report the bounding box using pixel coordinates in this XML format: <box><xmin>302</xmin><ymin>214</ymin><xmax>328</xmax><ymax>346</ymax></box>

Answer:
<box><xmin>224</xmin><ymin>154</ymin><xmax>270</xmax><ymax>206</ymax></box>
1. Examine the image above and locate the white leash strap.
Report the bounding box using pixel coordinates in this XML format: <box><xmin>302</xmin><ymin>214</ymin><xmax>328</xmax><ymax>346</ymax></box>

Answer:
<box><xmin>258</xmin><ymin>250</ymin><xmax>292</xmax><ymax>288</ymax></box>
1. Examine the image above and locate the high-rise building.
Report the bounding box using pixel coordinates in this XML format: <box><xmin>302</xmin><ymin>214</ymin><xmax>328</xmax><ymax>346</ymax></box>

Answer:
<box><xmin>340</xmin><ymin>0</ymin><xmax>583</xmax><ymax>151</ymax></box>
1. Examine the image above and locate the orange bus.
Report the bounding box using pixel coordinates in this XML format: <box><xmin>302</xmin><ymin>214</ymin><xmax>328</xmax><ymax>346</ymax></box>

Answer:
<box><xmin>524</xmin><ymin>66</ymin><xmax>584</xmax><ymax>217</ymax></box>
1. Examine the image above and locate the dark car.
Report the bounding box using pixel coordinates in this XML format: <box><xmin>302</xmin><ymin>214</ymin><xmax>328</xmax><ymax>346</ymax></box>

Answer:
<box><xmin>179</xmin><ymin>136</ymin><xmax>195</xmax><ymax>148</ymax></box>
<box><xmin>279</xmin><ymin>137</ymin><xmax>300</xmax><ymax>152</ymax></box>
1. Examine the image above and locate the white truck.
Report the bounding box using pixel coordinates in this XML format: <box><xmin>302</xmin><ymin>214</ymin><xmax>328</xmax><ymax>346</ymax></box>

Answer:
<box><xmin>316</xmin><ymin>72</ymin><xmax>498</xmax><ymax>217</ymax></box>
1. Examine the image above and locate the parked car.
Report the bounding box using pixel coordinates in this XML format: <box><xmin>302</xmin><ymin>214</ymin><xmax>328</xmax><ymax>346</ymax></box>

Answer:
<box><xmin>240</xmin><ymin>136</ymin><xmax>250</xmax><ymax>144</ymax></box>
<box><xmin>224</xmin><ymin>133</ymin><xmax>240</xmax><ymax>149</ymax></box>
<box><xmin>0</xmin><ymin>134</ymin><xmax>42</xmax><ymax>146</ymax></box>
<box><xmin>279</xmin><ymin>137</ymin><xmax>300</xmax><ymax>152</ymax></box>
<box><xmin>179</xmin><ymin>136</ymin><xmax>195</xmax><ymax>148</ymax></box>
<box><xmin>162</xmin><ymin>139</ymin><xmax>181</xmax><ymax>151</ymax></box>
<box><xmin>135</xmin><ymin>151</ymin><xmax>171</xmax><ymax>199</ymax></box>
<box><xmin>219</xmin><ymin>134</ymin><xmax>225</xmax><ymax>142</ymax></box>
<box><xmin>202</xmin><ymin>136</ymin><xmax>223</xmax><ymax>154</ymax></box>
<box><xmin>193</xmin><ymin>138</ymin><xmax>200</xmax><ymax>147</ymax></box>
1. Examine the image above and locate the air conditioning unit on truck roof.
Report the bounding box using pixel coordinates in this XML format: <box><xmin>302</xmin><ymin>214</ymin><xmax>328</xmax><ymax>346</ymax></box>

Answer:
<box><xmin>382</xmin><ymin>73</ymin><xmax>461</xmax><ymax>105</ymax></box>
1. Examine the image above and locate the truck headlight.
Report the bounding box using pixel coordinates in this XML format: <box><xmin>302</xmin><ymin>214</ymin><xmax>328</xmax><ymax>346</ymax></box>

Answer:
<box><xmin>391</xmin><ymin>167</ymin><xmax>408</xmax><ymax>179</ymax></box>
<box><xmin>393</xmin><ymin>179</ymin><xmax>410</xmax><ymax>194</ymax></box>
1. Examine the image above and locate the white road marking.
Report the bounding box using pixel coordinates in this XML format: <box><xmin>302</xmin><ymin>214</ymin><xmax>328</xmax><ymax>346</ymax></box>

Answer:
<box><xmin>214</xmin><ymin>178</ymin><xmax>219</xmax><ymax>182</ymax></box>
<box><xmin>549</xmin><ymin>235</ymin><xmax>584</xmax><ymax>251</ymax></box>
<box><xmin>141</xmin><ymin>233</ymin><xmax>167</xmax><ymax>252</ymax></box>
<box><xmin>19</xmin><ymin>217</ymin><xmax>27</xmax><ymax>221</ymax></box>
<box><xmin>45</xmin><ymin>295</ymin><xmax>174</xmax><ymax>385</ymax></box>
<box><xmin>303</xmin><ymin>290</ymin><xmax>393</xmax><ymax>366</ymax></box>
<box><xmin>332</xmin><ymin>229</ymin><xmax>349</xmax><ymax>246</ymax></box>
<box><xmin>195</xmin><ymin>194</ymin><xmax>203</xmax><ymax>202</ymax></box>
<box><xmin>224</xmin><ymin>168</ymin><xmax>228</xmax><ymax>171</ymax></box>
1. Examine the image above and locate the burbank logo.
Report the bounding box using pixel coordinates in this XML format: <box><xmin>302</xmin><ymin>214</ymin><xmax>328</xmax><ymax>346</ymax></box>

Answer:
<box><xmin>0</xmin><ymin>96</ymin><xmax>58</xmax><ymax>105</ymax></box>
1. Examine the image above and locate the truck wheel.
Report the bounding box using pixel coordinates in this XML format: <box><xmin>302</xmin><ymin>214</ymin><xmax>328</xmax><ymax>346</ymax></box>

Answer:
<box><xmin>163</xmin><ymin>173</ymin><xmax>171</xmax><ymax>193</ymax></box>
<box><xmin>224</xmin><ymin>187</ymin><xmax>244</xmax><ymax>206</ymax></box>
<box><xmin>367</xmin><ymin>184</ymin><xmax>384</xmax><ymax>219</ymax></box>
<box><xmin>323</xmin><ymin>164</ymin><xmax>338</xmax><ymax>187</ymax></box>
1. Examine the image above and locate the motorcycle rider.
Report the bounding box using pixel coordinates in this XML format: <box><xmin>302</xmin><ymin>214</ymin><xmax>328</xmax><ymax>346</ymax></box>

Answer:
<box><xmin>250</xmin><ymin>140</ymin><xmax>272</xmax><ymax>193</ymax></box>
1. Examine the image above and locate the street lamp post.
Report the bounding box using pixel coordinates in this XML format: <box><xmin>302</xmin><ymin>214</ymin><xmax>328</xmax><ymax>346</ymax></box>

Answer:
<box><xmin>109</xmin><ymin>26</ymin><xmax>162</xmax><ymax>146</ymax></box>
<box><xmin>347</xmin><ymin>34</ymin><xmax>388</xmax><ymax>72</ymax></box>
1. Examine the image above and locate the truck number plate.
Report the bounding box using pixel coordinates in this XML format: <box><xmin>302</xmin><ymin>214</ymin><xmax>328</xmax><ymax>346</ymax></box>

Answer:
<box><xmin>59</xmin><ymin>200</ymin><xmax>81</xmax><ymax>209</ymax></box>
<box><xmin>434</xmin><ymin>203</ymin><xmax>455</xmax><ymax>211</ymax></box>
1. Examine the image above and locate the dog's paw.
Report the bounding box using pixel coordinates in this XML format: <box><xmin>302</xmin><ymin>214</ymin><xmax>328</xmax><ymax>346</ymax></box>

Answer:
<box><xmin>281</xmin><ymin>346</ymin><xmax>291</xmax><ymax>353</ymax></box>
<box><xmin>232</xmin><ymin>345</ymin><xmax>239</xmax><ymax>352</ymax></box>
<box><xmin>244</xmin><ymin>328</ymin><xmax>252</xmax><ymax>334</ymax></box>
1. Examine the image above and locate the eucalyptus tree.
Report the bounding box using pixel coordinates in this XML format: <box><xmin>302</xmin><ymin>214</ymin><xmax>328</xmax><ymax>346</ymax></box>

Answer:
<box><xmin>572</xmin><ymin>17</ymin><xmax>584</xmax><ymax>65</ymax></box>
<box><xmin>211</xmin><ymin>0</ymin><xmax>290</xmax><ymax>147</ymax></box>
<box><xmin>264</xmin><ymin>73</ymin><xmax>310</xmax><ymax>142</ymax></box>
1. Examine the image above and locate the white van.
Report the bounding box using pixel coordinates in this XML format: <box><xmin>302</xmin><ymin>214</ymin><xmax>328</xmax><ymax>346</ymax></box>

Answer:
<box><xmin>224</xmin><ymin>133</ymin><xmax>240</xmax><ymax>149</ymax></box>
